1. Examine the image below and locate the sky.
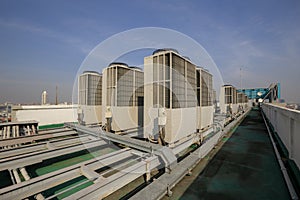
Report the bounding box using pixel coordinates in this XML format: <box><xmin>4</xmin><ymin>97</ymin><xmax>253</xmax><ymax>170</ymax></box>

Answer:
<box><xmin>0</xmin><ymin>0</ymin><xmax>300</xmax><ymax>104</ymax></box>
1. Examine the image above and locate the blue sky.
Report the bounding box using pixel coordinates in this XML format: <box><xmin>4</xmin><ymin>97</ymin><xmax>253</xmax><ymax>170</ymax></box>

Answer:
<box><xmin>0</xmin><ymin>0</ymin><xmax>300</xmax><ymax>104</ymax></box>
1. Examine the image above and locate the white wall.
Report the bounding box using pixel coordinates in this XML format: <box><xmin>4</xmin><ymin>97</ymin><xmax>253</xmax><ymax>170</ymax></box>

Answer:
<box><xmin>12</xmin><ymin>105</ymin><xmax>77</xmax><ymax>126</ymax></box>
<box><xmin>262</xmin><ymin>103</ymin><xmax>300</xmax><ymax>169</ymax></box>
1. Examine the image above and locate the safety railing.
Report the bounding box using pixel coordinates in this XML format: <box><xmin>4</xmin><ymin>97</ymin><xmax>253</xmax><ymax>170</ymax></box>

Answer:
<box><xmin>261</xmin><ymin>103</ymin><xmax>300</xmax><ymax>169</ymax></box>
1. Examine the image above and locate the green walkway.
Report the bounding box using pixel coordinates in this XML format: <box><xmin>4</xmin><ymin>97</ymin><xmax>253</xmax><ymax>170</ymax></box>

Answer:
<box><xmin>180</xmin><ymin>108</ymin><xmax>291</xmax><ymax>200</ymax></box>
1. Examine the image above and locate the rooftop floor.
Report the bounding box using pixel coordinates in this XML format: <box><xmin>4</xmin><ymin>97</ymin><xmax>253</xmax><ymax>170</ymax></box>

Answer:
<box><xmin>171</xmin><ymin>108</ymin><xmax>291</xmax><ymax>200</ymax></box>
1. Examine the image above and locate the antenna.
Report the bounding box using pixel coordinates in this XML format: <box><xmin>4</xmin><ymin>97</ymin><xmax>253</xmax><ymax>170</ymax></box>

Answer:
<box><xmin>56</xmin><ymin>85</ymin><xmax>58</xmax><ymax>105</ymax></box>
<box><xmin>240</xmin><ymin>67</ymin><xmax>242</xmax><ymax>89</ymax></box>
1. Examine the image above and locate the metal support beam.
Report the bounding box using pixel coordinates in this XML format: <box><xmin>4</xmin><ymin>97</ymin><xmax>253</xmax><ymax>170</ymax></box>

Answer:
<box><xmin>0</xmin><ymin>148</ymin><xmax>133</xmax><ymax>200</ymax></box>
<box><xmin>64</xmin><ymin>156</ymin><xmax>161</xmax><ymax>200</ymax></box>
<box><xmin>0</xmin><ymin>135</ymin><xmax>91</xmax><ymax>159</ymax></box>
<box><xmin>0</xmin><ymin>129</ymin><xmax>77</xmax><ymax>147</ymax></box>
<box><xmin>0</xmin><ymin>139</ymin><xmax>107</xmax><ymax>171</ymax></box>
<box><xmin>65</xmin><ymin>123</ymin><xmax>177</xmax><ymax>171</ymax></box>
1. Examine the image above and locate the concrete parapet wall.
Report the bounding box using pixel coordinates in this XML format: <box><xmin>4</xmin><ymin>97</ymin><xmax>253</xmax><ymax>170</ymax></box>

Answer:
<box><xmin>12</xmin><ymin>105</ymin><xmax>78</xmax><ymax>126</ymax></box>
<box><xmin>262</xmin><ymin>103</ymin><xmax>300</xmax><ymax>169</ymax></box>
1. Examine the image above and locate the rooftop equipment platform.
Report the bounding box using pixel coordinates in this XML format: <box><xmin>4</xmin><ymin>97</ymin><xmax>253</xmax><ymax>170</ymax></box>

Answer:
<box><xmin>165</xmin><ymin>108</ymin><xmax>297</xmax><ymax>200</ymax></box>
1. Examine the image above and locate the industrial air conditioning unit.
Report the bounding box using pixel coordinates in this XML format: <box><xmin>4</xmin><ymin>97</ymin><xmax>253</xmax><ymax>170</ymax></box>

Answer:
<box><xmin>102</xmin><ymin>62</ymin><xmax>144</xmax><ymax>134</ymax></box>
<box><xmin>197</xmin><ymin>67</ymin><xmax>214</xmax><ymax>133</ymax></box>
<box><xmin>78</xmin><ymin>71</ymin><xmax>102</xmax><ymax>125</ymax></box>
<box><xmin>143</xmin><ymin>49</ymin><xmax>214</xmax><ymax>152</ymax></box>
<box><xmin>237</xmin><ymin>92</ymin><xmax>249</xmax><ymax>113</ymax></box>
<box><xmin>219</xmin><ymin>84</ymin><xmax>238</xmax><ymax>117</ymax></box>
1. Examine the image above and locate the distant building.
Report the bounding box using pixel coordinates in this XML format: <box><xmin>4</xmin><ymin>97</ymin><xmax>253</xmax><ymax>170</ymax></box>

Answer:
<box><xmin>41</xmin><ymin>91</ymin><xmax>47</xmax><ymax>105</ymax></box>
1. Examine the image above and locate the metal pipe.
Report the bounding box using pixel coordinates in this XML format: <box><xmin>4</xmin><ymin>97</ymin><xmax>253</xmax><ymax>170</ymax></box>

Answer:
<box><xmin>5</xmin><ymin>126</ymin><xmax>10</xmax><ymax>149</ymax></box>
<box><xmin>12</xmin><ymin>126</ymin><xmax>16</xmax><ymax>138</ymax></box>
<box><xmin>16</xmin><ymin>125</ymin><xmax>19</xmax><ymax>137</ymax></box>
<box><xmin>12</xmin><ymin>169</ymin><xmax>21</xmax><ymax>184</ymax></box>
<box><xmin>19</xmin><ymin>167</ymin><xmax>30</xmax><ymax>181</ymax></box>
<box><xmin>65</xmin><ymin>123</ymin><xmax>177</xmax><ymax>170</ymax></box>
<box><xmin>261</xmin><ymin>110</ymin><xmax>298</xmax><ymax>200</ymax></box>
<box><xmin>27</xmin><ymin>125</ymin><xmax>30</xmax><ymax>135</ymax></box>
<box><xmin>148</xmin><ymin>135</ymin><xmax>158</xmax><ymax>144</ymax></box>
<box><xmin>7</xmin><ymin>126</ymin><xmax>11</xmax><ymax>139</ymax></box>
<box><xmin>3</xmin><ymin>127</ymin><xmax>6</xmax><ymax>142</ymax></box>
<box><xmin>32</xmin><ymin>125</ymin><xmax>36</xmax><ymax>135</ymax></box>
<box><xmin>9</xmin><ymin>169</ymin><xmax>16</xmax><ymax>185</ymax></box>
<box><xmin>12</xmin><ymin>126</ymin><xmax>16</xmax><ymax>147</ymax></box>
<box><xmin>20</xmin><ymin>167</ymin><xmax>45</xmax><ymax>200</ymax></box>
<box><xmin>2</xmin><ymin>127</ymin><xmax>6</xmax><ymax>139</ymax></box>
